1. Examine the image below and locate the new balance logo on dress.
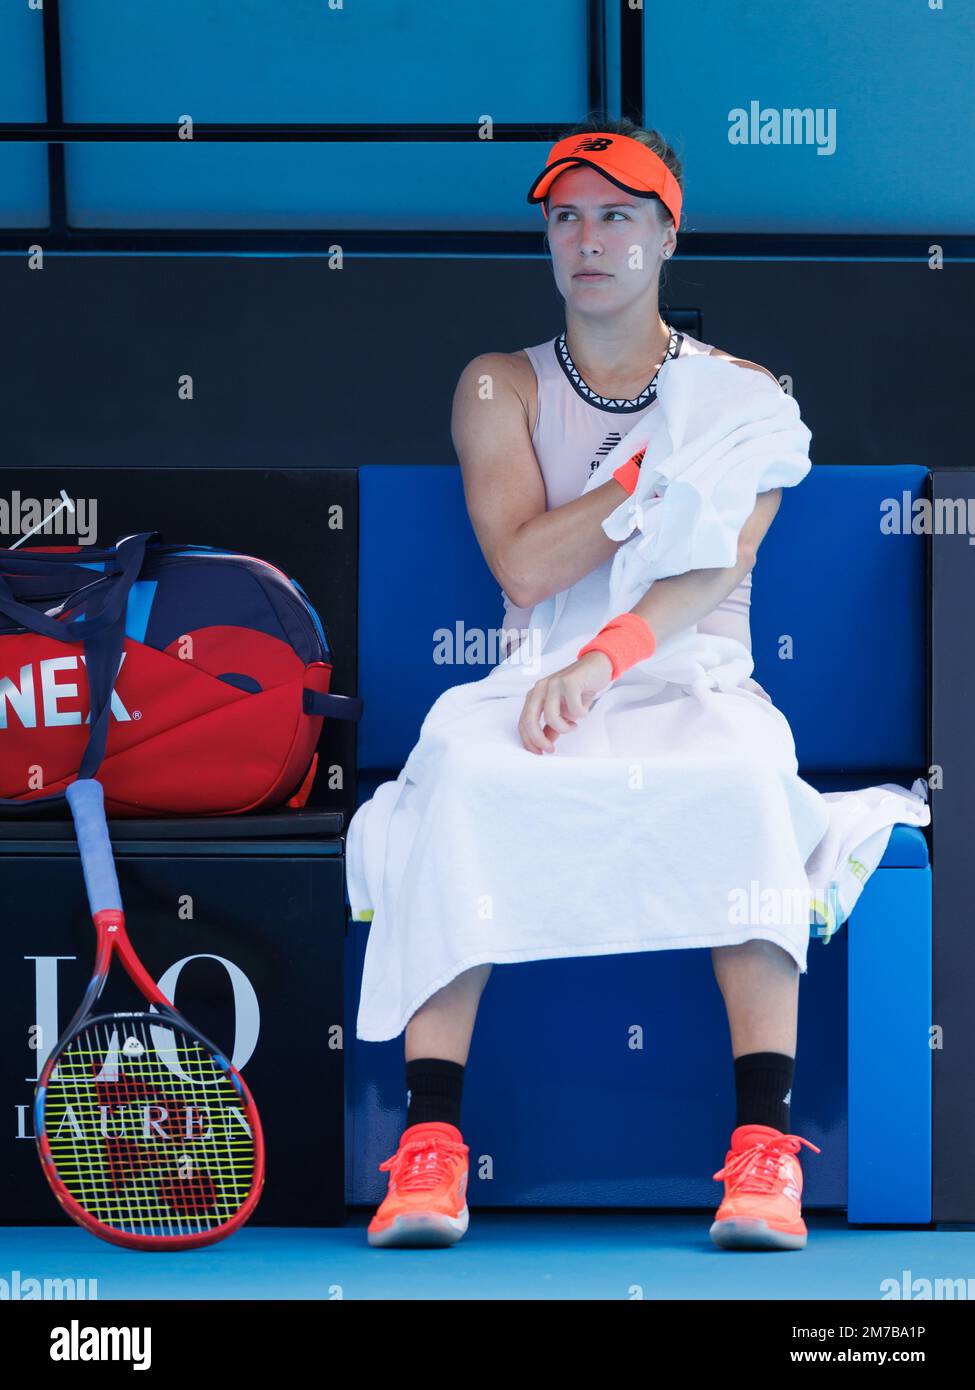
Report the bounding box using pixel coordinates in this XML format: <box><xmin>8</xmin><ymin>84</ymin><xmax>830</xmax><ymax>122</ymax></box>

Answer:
<box><xmin>589</xmin><ymin>431</ymin><xmax>624</xmax><ymax>474</ymax></box>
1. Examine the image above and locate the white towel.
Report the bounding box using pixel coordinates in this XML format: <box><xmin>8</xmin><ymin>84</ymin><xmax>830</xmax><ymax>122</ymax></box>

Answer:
<box><xmin>528</xmin><ymin>353</ymin><xmax>813</xmax><ymax>678</ymax></box>
<box><xmin>346</xmin><ymin>356</ymin><xmax>930</xmax><ymax>1042</ymax></box>
<box><xmin>600</xmin><ymin>352</ymin><xmax>813</xmax><ymax>594</ymax></box>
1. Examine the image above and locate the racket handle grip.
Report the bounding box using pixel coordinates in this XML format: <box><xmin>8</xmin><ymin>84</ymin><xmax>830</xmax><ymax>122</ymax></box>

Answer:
<box><xmin>66</xmin><ymin>778</ymin><xmax>123</xmax><ymax>917</ymax></box>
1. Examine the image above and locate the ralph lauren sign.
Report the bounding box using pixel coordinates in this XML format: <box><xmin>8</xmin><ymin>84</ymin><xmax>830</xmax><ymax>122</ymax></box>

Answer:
<box><xmin>0</xmin><ymin>832</ymin><xmax>345</xmax><ymax>1228</ymax></box>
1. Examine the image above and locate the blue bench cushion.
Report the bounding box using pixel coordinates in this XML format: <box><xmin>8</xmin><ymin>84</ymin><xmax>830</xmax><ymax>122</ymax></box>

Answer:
<box><xmin>358</xmin><ymin>463</ymin><xmax>928</xmax><ymax>777</ymax></box>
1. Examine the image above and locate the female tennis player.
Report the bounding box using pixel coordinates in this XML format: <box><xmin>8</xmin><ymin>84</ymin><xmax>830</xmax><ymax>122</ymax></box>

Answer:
<box><xmin>363</xmin><ymin>115</ymin><xmax>820</xmax><ymax>1252</ymax></box>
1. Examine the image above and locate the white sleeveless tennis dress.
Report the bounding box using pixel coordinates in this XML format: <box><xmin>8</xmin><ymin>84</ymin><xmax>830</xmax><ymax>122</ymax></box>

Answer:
<box><xmin>502</xmin><ymin>325</ymin><xmax>755</xmax><ymax>662</ymax></box>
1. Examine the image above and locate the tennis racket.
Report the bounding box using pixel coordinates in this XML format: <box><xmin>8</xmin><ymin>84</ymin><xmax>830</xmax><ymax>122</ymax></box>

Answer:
<box><xmin>35</xmin><ymin>777</ymin><xmax>265</xmax><ymax>1250</ymax></box>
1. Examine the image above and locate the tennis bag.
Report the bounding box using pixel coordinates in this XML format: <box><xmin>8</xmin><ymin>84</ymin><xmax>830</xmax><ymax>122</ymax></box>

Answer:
<box><xmin>0</xmin><ymin>530</ymin><xmax>362</xmax><ymax>817</ymax></box>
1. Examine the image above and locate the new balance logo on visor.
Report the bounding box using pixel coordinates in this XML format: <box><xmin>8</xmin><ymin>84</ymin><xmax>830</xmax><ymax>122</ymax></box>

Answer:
<box><xmin>0</xmin><ymin>655</ymin><xmax>131</xmax><ymax>729</ymax></box>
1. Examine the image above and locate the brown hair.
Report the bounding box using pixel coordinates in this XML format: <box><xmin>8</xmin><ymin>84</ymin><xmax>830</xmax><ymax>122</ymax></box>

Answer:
<box><xmin>542</xmin><ymin>112</ymin><xmax>684</xmax><ymax>229</ymax></box>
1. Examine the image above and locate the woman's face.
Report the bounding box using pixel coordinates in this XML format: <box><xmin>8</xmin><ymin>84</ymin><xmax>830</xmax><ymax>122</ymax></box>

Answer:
<box><xmin>545</xmin><ymin>164</ymin><xmax>676</xmax><ymax>311</ymax></box>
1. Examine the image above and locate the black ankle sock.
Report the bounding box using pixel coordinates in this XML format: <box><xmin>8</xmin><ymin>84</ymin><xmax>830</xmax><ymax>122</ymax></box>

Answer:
<box><xmin>405</xmin><ymin>1057</ymin><xmax>465</xmax><ymax>1130</ymax></box>
<box><xmin>734</xmin><ymin>1051</ymin><xmax>794</xmax><ymax>1133</ymax></box>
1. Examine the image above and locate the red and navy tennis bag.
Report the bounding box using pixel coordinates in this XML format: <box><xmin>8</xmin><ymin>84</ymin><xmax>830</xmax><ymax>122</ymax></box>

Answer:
<box><xmin>0</xmin><ymin>531</ymin><xmax>361</xmax><ymax>817</ymax></box>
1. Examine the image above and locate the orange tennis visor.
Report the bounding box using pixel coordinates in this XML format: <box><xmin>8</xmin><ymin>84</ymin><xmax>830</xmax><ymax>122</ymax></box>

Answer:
<box><xmin>526</xmin><ymin>132</ymin><xmax>682</xmax><ymax>228</ymax></box>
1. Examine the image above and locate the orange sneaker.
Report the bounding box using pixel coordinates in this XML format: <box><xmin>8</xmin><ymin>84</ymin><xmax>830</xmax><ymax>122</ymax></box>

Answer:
<box><xmin>367</xmin><ymin>1121</ymin><xmax>470</xmax><ymax>1248</ymax></box>
<box><xmin>709</xmin><ymin>1123</ymin><xmax>821</xmax><ymax>1251</ymax></box>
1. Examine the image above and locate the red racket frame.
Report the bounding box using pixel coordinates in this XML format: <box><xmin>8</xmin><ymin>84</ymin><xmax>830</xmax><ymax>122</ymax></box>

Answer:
<box><xmin>35</xmin><ymin>906</ymin><xmax>266</xmax><ymax>1251</ymax></box>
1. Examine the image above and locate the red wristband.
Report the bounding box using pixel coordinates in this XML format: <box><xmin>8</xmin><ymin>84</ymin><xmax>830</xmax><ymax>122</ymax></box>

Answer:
<box><xmin>611</xmin><ymin>446</ymin><xmax>646</xmax><ymax>496</ymax></box>
<box><xmin>577</xmin><ymin>611</ymin><xmax>657</xmax><ymax>680</ymax></box>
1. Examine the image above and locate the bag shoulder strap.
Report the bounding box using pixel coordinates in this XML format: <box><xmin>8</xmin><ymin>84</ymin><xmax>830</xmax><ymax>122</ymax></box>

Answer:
<box><xmin>0</xmin><ymin>532</ymin><xmax>158</xmax><ymax>811</ymax></box>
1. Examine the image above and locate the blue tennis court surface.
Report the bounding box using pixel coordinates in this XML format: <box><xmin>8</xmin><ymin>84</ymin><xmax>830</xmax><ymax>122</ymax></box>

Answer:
<box><xmin>1</xmin><ymin>1215</ymin><xmax>971</xmax><ymax>1301</ymax></box>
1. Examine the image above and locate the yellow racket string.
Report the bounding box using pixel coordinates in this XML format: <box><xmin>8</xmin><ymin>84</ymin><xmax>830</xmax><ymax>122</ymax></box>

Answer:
<box><xmin>42</xmin><ymin>1017</ymin><xmax>257</xmax><ymax>1237</ymax></box>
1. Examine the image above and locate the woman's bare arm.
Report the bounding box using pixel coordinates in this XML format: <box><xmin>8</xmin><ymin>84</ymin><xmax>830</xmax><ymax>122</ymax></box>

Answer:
<box><xmin>452</xmin><ymin>350</ymin><xmax>783</xmax><ymax>613</ymax></box>
<box><xmin>625</xmin><ymin>486</ymin><xmax>782</xmax><ymax>646</ymax></box>
<box><xmin>519</xmin><ymin>486</ymin><xmax>784</xmax><ymax>753</ymax></box>
<box><xmin>450</xmin><ymin>353</ymin><xmax>630</xmax><ymax>610</ymax></box>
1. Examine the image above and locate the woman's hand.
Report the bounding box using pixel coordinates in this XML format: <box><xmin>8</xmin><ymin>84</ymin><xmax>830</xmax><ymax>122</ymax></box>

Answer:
<box><xmin>518</xmin><ymin>650</ymin><xmax>614</xmax><ymax>754</ymax></box>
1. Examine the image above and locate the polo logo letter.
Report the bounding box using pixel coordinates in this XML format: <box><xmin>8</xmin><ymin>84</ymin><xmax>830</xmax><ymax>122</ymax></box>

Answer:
<box><xmin>0</xmin><ymin>653</ymin><xmax>131</xmax><ymax>729</ymax></box>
